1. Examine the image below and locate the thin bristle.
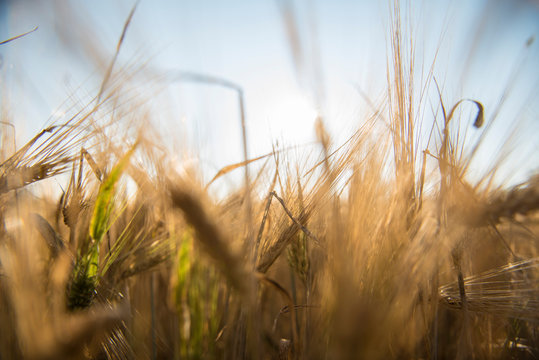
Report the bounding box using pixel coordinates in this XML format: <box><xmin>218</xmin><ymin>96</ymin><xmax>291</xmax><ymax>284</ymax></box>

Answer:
<box><xmin>440</xmin><ymin>258</ymin><xmax>539</xmax><ymax>322</ymax></box>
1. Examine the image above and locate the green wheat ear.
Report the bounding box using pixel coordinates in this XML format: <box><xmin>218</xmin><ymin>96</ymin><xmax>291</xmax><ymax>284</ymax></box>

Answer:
<box><xmin>174</xmin><ymin>230</ymin><xmax>222</xmax><ymax>359</ymax></box>
<box><xmin>287</xmin><ymin>231</ymin><xmax>310</xmax><ymax>286</ymax></box>
<box><xmin>67</xmin><ymin>145</ymin><xmax>137</xmax><ymax>310</ymax></box>
<box><xmin>175</xmin><ymin>230</ymin><xmax>193</xmax><ymax>304</ymax></box>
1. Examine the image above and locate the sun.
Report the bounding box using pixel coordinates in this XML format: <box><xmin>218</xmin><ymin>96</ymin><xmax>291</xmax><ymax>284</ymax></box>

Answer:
<box><xmin>255</xmin><ymin>86</ymin><xmax>319</xmax><ymax>145</ymax></box>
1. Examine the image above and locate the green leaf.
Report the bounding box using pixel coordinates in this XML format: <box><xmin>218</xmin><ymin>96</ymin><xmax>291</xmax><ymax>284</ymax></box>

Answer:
<box><xmin>90</xmin><ymin>145</ymin><xmax>136</xmax><ymax>244</ymax></box>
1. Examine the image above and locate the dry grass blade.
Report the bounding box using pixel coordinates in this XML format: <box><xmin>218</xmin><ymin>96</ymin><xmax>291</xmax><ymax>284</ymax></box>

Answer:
<box><xmin>82</xmin><ymin>148</ymin><xmax>103</xmax><ymax>181</ymax></box>
<box><xmin>0</xmin><ymin>26</ymin><xmax>38</xmax><ymax>45</ymax></box>
<box><xmin>97</xmin><ymin>1</ymin><xmax>139</xmax><ymax>102</ymax></box>
<box><xmin>206</xmin><ymin>152</ymin><xmax>273</xmax><ymax>189</ymax></box>
<box><xmin>276</xmin><ymin>0</ymin><xmax>303</xmax><ymax>76</ymax></box>
<box><xmin>206</xmin><ymin>142</ymin><xmax>315</xmax><ymax>188</ymax></box>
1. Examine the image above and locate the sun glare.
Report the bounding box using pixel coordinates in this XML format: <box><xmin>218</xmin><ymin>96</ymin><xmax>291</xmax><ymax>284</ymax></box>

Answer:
<box><xmin>259</xmin><ymin>87</ymin><xmax>318</xmax><ymax>144</ymax></box>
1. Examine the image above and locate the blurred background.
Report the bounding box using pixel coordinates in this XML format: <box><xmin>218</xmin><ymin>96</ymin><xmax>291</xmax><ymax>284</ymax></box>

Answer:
<box><xmin>0</xmin><ymin>0</ymin><xmax>538</xmax><ymax>190</ymax></box>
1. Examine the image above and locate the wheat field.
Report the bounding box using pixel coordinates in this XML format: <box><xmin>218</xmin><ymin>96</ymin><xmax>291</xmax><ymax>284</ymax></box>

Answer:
<box><xmin>0</xmin><ymin>1</ymin><xmax>538</xmax><ymax>359</ymax></box>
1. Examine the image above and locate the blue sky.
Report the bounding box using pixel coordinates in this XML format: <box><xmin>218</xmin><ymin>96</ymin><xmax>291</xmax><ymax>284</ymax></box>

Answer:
<box><xmin>1</xmin><ymin>0</ymin><xmax>538</xmax><ymax>188</ymax></box>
